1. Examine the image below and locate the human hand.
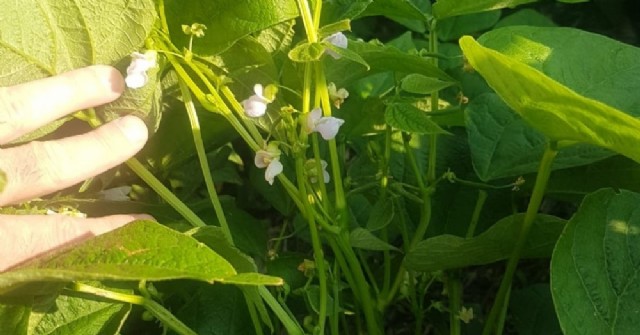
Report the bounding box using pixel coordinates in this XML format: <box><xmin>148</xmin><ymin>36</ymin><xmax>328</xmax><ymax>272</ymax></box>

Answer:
<box><xmin>0</xmin><ymin>65</ymin><xmax>150</xmax><ymax>271</ymax></box>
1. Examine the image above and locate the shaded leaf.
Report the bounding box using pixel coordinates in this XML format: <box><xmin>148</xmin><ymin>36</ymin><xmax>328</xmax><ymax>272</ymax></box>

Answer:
<box><xmin>551</xmin><ymin>189</ymin><xmax>640</xmax><ymax>334</ymax></box>
<box><xmin>385</xmin><ymin>103</ymin><xmax>449</xmax><ymax>135</ymax></box>
<box><xmin>401</xmin><ymin>74</ymin><xmax>455</xmax><ymax>94</ymax></box>
<box><xmin>366</xmin><ymin>199</ymin><xmax>395</xmax><ymax>232</ymax></box>
<box><xmin>405</xmin><ymin>214</ymin><xmax>565</xmax><ymax>272</ymax></box>
<box><xmin>510</xmin><ymin>284</ymin><xmax>562</xmax><ymax>335</ymax></box>
<box><xmin>350</xmin><ymin>228</ymin><xmax>400</xmax><ymax>251</ymax></box>
<box><xmin>433</xmin><ymin>0</ymin><xmax>537</xmax><ymax>19</ymax></box>
<box><xmin>288</xmin><ymin>42</ymin><xmax>326</xmax><ymax>62</ymax></box>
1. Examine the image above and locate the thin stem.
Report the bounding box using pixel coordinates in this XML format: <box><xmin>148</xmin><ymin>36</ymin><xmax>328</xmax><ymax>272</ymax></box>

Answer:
<box><xmin>295</xmin><ymin>0</ymin><xmax>318</xmax><ymax>42</ymax></box>
<box><xmin>157</xmin><ymin>0</ymin><xmax>170</xmax><ymax>34</ymax></box>
<box><xmin>178</xmin><ymin>78</ymin><xmax>233</xmax><ymax>242</ymax></box>
<box><xmin>482</xmin><ymin>143</ymin><xmax>558</xmax><ymax>335</ymax></box>
<box><xmin>466</xmin><ymin>190</ymin><xmax>488</xmax><ymax>238</ymax></box>
<box><xmin>259</xmin><ymin>286</ymin><xmax>305</xmax><ymax>335</ymax></box>
<box><xmin>447</xmin><ymin>273</ymin><xmax>463</xmax><ymax>335</ymax></box>
<box><xmin>127</xmin><ymin>158</ymin><xmax>206</xmax><ymax>227</ymax></box>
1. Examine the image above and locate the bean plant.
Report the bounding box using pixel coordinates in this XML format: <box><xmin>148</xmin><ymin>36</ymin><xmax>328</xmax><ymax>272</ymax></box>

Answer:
<box><xmin>1</xmin><ymin>0</ymin><xmax>639</xmax><ymax>334</ymax></box>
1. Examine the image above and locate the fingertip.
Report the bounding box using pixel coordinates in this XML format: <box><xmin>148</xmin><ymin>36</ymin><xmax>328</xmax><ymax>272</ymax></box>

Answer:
<box><xmin>86</xmin><ymin>65</ymin><xmax>126</xmax><ymax>100</ymax></box>
<box><xmin>113</xmin><ymin>115</ymin><xmax>149</xmax><ymax>146</ymax></box>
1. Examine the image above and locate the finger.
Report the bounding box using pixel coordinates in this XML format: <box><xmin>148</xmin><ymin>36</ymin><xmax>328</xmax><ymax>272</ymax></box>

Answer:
<box><xmin>0</xmin><ymin>214</ymin><xmax>153</xmax><ymax>271</ymax></box>
<box><xmin>0</xmin><ymin>115</ymin><xmax>148</xmax><ymax>206</ymax></box>
<box><xmin>0</xmin><ymin>65</ymin><xmax>124</xmax><ymax>144</ymax></box>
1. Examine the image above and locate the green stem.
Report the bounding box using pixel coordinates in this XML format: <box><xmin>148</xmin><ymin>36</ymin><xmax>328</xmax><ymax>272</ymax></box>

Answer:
<box><xmin>126</xmin><ymin>158</ymin><xmax>206</xmax><ymax>227</ymax></box>
<box><xmin>70</xmin><ymin>283</ymin><xmax>197</xmax><ymax>335</ymax></box>
<box><xmin>295</xmin><ymin>0</ymin><xmax>318</xmax><ymax>42</ymax></box>
<box><xmin>259</xmin><ymin>286</ymin><xmax>305</xmax><ymax>335</ymax></box>
<box><xmin>466</xmin><ymin>190</ymin><xmax>488</xmax><ymax>238</ymax></box>
<box><xmin>482</xmin><ymin>142</ymin><xmax>558</xmax><ymax>335</ymax></box>
<box><xmin>447</xmin><ymin>272</ymin><xmax>463</xmax><ymax>335</ymax></box>
<box><xmin>177</xmin><ymin>78</ymin><xmax>233</xmax><ymax>242</ymax></box>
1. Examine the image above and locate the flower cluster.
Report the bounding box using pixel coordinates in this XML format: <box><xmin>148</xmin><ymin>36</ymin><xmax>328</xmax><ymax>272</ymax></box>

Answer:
<box><xmin>305</xmin><ymin>159</ymin><xmax>330</xmax><ymax>184</ymax></box>
<box><xmin>328</xmin><ymin>82</ymin><xmax>349</xmax><ymax>109</ymax></box>
<box><xmin>242</xmin><ymin>84</ymin><xmax>278</xmax><ymax>118</ymax></box>
<box><xmin>125</xmin><ymin>51</ymin><xmax>157</xmax><ymax>89</ymax></box>
<box><xmin>306</xmin><ymin>107</ymin><xmax>345</xmax><ymax>140</ymax></box>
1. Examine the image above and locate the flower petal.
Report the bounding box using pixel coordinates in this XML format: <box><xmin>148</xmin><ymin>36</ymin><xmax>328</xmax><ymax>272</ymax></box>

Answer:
<box><xmin>125</xmin><ymin>72</ymin><xmax>148</xmax><ymax>89</ymax></box>
<box><xmin>265</xmin><ymin>159</ymin><xmax>284</xmax><ymax>185</ymax></box>
<box><xmin>254</xmin><ymin>150</ymin><xmax>271</xmax><ymax>168</ymax></box>
<box><xmin>243</xmin><ymin>95</ymin><xmax>269</xmax><ymax>117</ymax></box>
<box><xmin>306</xmin><ymin>107</ymin><xmax>323</xmax><ymax>133</ymax></box>
<box><xmin>315</xmin><ymin>117</ymin><xmax>345</xmax><ymax>140</ymax></box>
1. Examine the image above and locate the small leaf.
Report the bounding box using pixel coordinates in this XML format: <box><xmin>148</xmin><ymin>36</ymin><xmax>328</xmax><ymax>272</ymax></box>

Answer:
<box><xmin>323</xmin><ymin>42</ymin><xmax>371</xmax><ymax>69</ymax></box>
<box><xmin>401</xmin><ymin>74</ymin><xmax>455</xmax><ymax>94</ymax></box>
<box><xmin>319</xmin><ymin>20</ymin><xmax>352</xmax><ymax>38</ymax></box>
<box><xmin>460</xmin><ymin>35</ymin><xmax>640</xmax><ymax>165</ymax></box>
<box><xmin>350</xmin><ymin>228</ymin><xmax>400</xmax><ymax>251</ymax></box>
<box><xmin>385</xmin><ymin>103</ymin><xmax>449</xmax><ymax>135</ymax></box>
<box><xmin>552</xmin><ymin>189</ymin><xmax>640</xmax><ymax>334</ymax></box>
<box><xmin>405</xmin><ymin>214</ymin><xmax>565</xmax><ymax>272</ymax></box>
<box><xmin>288</xmin><ymin>42</ymin><xmax>326</xmax><ymax>62</ymax></box>
<box><xmin>433</xmin><ymin>0</ymin><xmax>537</xmax><ymax>19</ymax></box>
<box><xmin>0</xmin><ymin>221</ymin><xmax>236</xmax><ymax>295</ymax></box>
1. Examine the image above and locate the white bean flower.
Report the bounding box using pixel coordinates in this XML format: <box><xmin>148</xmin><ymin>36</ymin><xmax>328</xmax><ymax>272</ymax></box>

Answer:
<box><xmin>125</xmin><ymin>51</ymin><xmax>157</xmax><ymax>89</ymax></box>
<box><xmin>305</xmin><ymin>159</ymin><xmax>330</xmax><ymax>184</ymax></box>
<box><xmin>306</xmin><ymin>107</ymin><xmax>345</xmax><ymax>140</ymax></box>
<box><xmin>328</xmin><ymin>82</ymin><xmax>349</xmax><ymax>109</ymax></box>
<box><xmin>255</xmin><ymin>143</ymin><xmax>283</xmax><ymax>185</ymax></box>
<box><xmin>242</xmin><ymin>84</ymin><xmax>271</xmax><ymax>118</ymax></box>
<box><xmin>324</xmin><ymin>32</ymin><xmax>348</xmax><ymax>59</ymax></box>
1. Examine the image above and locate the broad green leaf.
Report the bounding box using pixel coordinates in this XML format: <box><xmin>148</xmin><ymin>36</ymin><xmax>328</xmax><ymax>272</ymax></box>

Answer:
<box><xmin>350</xmin><ymin>228</ymin><xmax>400</xmax><ymax>251</ymax></box>
<box><xmin>385</xmin><ymin>103</ymin><xmax>449</xmax><ymax>135</ymax></box>
<box><xmin>460</xmin><ymin>36</ymin><xmax>640</xmax><ymax>165</ymax></box>
<box><xmin>0</xmin><ymin>220</ymin><xmax>236</xmax><ymax>295</ymax></box>
<box><xmin>0</xmin><ymin>303</ymin><xmax>28</xmax><ymax>335</ymax></box>
<box><xmin>319</xmin><ymin>20</ymin><xmax>352</xmax><ymax>39</ymax></box>
<box><xmin>0</xmin><ymin>0</ymin><xmax>157</xmax><ymax>140</ymax></box>
<box><xmin>477</xmin><ymin>27</ymin><xmax>640</xmax><ymax>117</ymax></box>
<box><xmin>401</xmin><ymin>74</ymin><xmax>455</xmax><ymax>94</ymax></box>
<box><xmin>288</xmin><ymin>42</ymin><xmax>326</xmax><ymax>62</ymax></box>
<box><xmin>266</xmin><ymin>253</ymin><xmax>308</xmax><ymax>291</ymax></box>
<box><xmin>30</xmin><ymin>292</ymin><xmax>131</xmax><ymax>335</ymax></box>
<box><xmin>510</xmin><ymin>284</ymin><xmax>561</xmax><ymax>335</ymax></box>
<box><xmin>437</xmin><ymin>10</ymin><xmax>501</xmax><ymax>42</ymax></box>
<box><xmin>466</xmin><ymin>93</ymin><xmax>612</xmax><ymax>181</ymax></box>
<box><xmin>494</xmin><ymin>8</ymin><xmax>556</xmax><ymax>29</ymax></box>
<box><xmin>176</xmin><ymin>284</ymin><xmax>254</xmax><ymax>335</ymax></box>
<box><xmin>187</xmin><ymin>226</ymin><xmax>256</xmax><ymax>273</ymax></box>
<box><xmin>433</xmin><ymin>0</ymin><xmax>537</xmax><ymax>19</ymax></box>
<box><xmin>360</xmin><ymin>0</ymin><xmax>427</xmax><ymax>21</ymax></box>
<box><xmin>325</xmin><ymin>39</ymin><xmax>455</xmax><ymax>87</ymax></box>
<box><xmin>551</xmin><ymin>189</ymin><xmax>640</xmax><ymax>334</ymax></box>
<box><xmin>321</xmin><ymin>0</ymin><xmax>372</xmax><ymax>24</ymax></box>
<box><xmin>165</xmin><ymin>0</ymin><xmax>299</xmax><ymax>55</ymax></box>
<box><xmin>405</xmin><ymin>214</ymin><xmax>565</xmax><ymax>272</ymax></box>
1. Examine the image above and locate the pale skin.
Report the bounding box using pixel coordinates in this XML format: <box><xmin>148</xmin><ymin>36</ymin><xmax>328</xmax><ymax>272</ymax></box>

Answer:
<box><xmin>0</xmin><ymin>65</ymin><xmax>151</xmax><ymax>271</ymax></box>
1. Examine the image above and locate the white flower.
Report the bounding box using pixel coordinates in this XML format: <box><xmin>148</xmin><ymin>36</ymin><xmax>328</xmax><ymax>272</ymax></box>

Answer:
<box><xmin>328</xmin><ymin>82</ymin><xmax>349</xmax><ymax>109</ymax></box>
<box><xmin>255</xmin><ymin>143</ymin><xmax>283</xmax><ymax>185</ymax></box>
<box><xmin>242</xmin><ymin>84</ymin><xmax>271</xmax><ymax>118</ymax></box>
<box><xmin>125</xmin><ymin>51</ymin><xmax>157</xmax><ymax>89</ymax></box>
<box><xmin>306</xmin><ymin>107</ymin><xmax>345</xmax><ymax>140</ymax></box>
<box><xmin>99</xmin><ymin>186</ymin><xmax>132</xmax><ymax>201</ymax></box>
<box><xmin>324</xmin><ymin>32</ymin><xmax>348</xmax><ymax>59</ymax></box>
<box><xmin>305</xmin><ymin>159</ymin><xmax>330</xmax><ymax>184</ymax></box>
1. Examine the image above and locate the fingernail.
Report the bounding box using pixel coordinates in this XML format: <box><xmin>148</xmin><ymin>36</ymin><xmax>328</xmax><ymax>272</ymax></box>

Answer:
<box><xmin>116</xmin><ymin>115</ymin><xmax>148</xmax><ymax>144</ymax></box>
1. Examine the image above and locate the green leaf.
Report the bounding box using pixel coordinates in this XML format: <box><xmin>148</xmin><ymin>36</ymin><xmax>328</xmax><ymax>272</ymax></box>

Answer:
<box><xmin>360</xmin><ymin>0</ymin><xmax>427</xmax><ymax>21</ymax></box>
<box><xmin>466</xmin><ymin>93</ymin><xmax>612</xmax><ymax>181</ymax></box>
<box><xmin>385</xmin><ymin>103</ymin><xmax>449</xmax><ymax>135</ymax></box>
<box><xmin>437</xmin><ymin>10</ymin><xmax>501</xmax><ymax>41</ymax></box>
<box><xmin>510</xmin><ymin>284</ymin><xmax>562</xmax><ymax>335</ymax></box>
<box><xmin>460</xmin><ymin>35</ymin><xmax>640</xmax><ymax>165</ymax></box>
<box><xmin>366</xmin><ymin>199</ymin><xmax>395</xmax><ymax>232</ymax></box>
<box><xmin>187</xmin><ymin>226</ymin><xmax>256</xmax><ymax>273</ymax></box>
<box><xmin>165</xmin><ymin>0</ymin><xmax>299</xmax><ymax>55</ymax></box>
<box><xmin>0</xmin><ymin>221</ymin><xmax>236</xmax><ymax>295</ymax></box>
<box><xmin>494</xmin><ymin>8</ymin><xmax>556</xmax><ymax>29</ymax></box>
<box><xmin>319</xmin><ymin>20</ymin><xmax>352</xmax><ymax>39</ymax></box>
<box><xmin>401</xmin><ymin>74</ymin><xmax>455</xmax><ymax>94</ymax></box>
<box><xmin>433</xmin><ymin>0</ymin><xmax>537</xmax><ymax>19</ymax></box>
<box><xmin>323</xmin><ymin>42</ymin><xmax>371</xmax><ymax>69</ymax></box>
<box><xmin>288</xmin><ymin>42</ymin><xmax>326</xmax><ymax>62</ymax></box>
<box><xmin>0</xmin><ymin>303</ymin><xmax>28</xmax><ymax>335</ymax></box>
<box><xmin>405</xmin><ymin>214</ymin><xmax>565</xmax><ymax>272</ymax></box>
<box><xmin>551</xmin><ymin>189</ymin><xmax>640</xmax><ymax>334</ymax></box>
<box><xmin>349</xmin><ymin>228</ymin><xmax>399</xmax><ymax>251</ymax></box>
<box><xmin>0</xmin><ymin>0</ymin><xmax>157</xmax><ymax>140</ymax></box>
<box><xmin>325</xmin><ymin>39</ymin><xmax>455</xmax><ymax>87</ymax></box>
<box><xmin>30</xmin><ymin>291</ymin><xmax>131</xmax><ymax>335</ymax></box>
